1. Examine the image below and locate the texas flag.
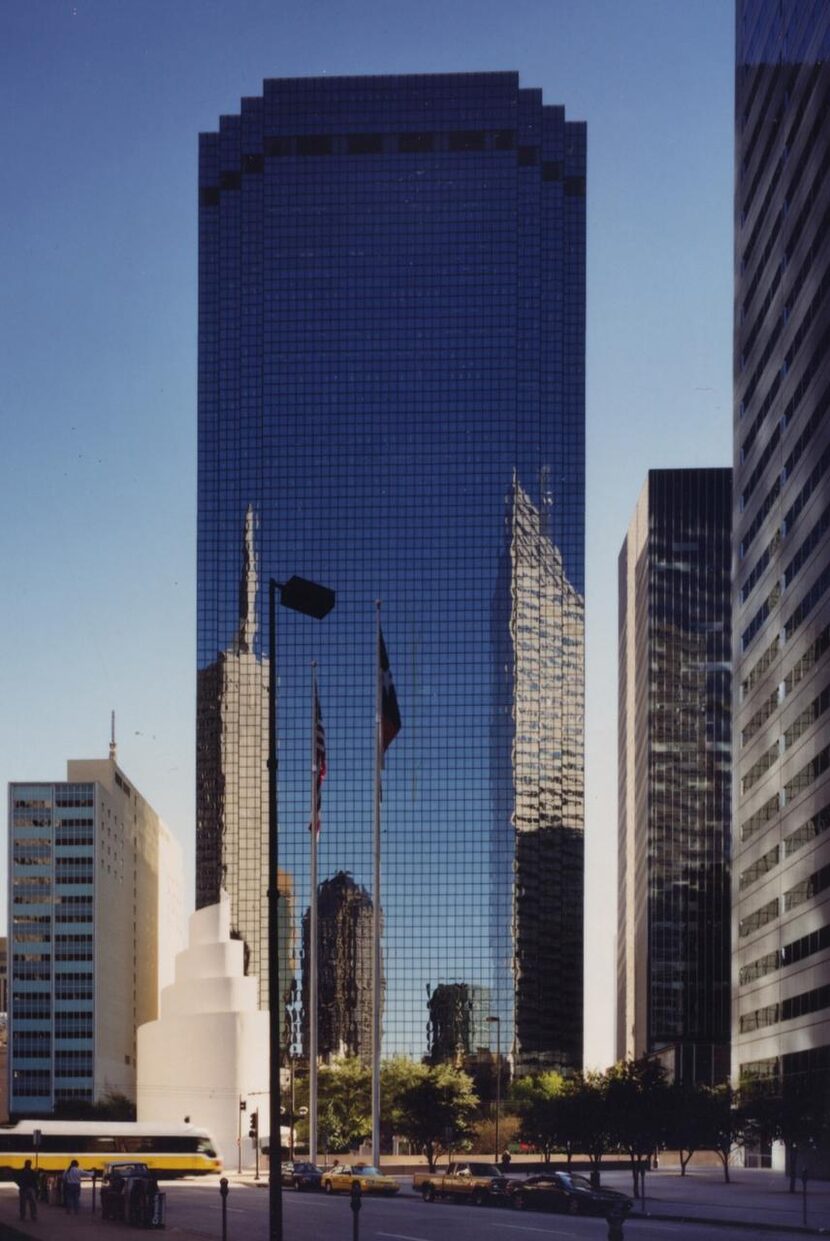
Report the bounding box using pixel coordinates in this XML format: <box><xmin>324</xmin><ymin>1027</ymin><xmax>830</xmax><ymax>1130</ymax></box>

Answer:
<box><xmin>379</xmin><ymin>628</ymin><xmax>401</xmax><ymax>753</ymax></box>
<box><xmin>311</xmin><ymin>680</ymin><xmax>326</xmax><ymax>831</ymax></box>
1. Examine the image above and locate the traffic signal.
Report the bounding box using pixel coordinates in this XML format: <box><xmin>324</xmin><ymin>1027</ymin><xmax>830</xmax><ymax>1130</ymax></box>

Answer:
<box><xmin>249</xmin><ymin>1110</ymin><xmax>259</xmax><ymax>1140</ymax></box>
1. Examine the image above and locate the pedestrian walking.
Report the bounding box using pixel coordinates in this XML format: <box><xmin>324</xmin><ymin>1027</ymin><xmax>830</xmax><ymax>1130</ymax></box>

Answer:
<box><xmin>63</xmin><ymin>1158</ymin><xmax>84</xmax><ymax>1213</ymax></box>
<box><xmin>16</xmin><ymin>1159</ymin><xmax>38</xmax><ymax>1221</ymax></box>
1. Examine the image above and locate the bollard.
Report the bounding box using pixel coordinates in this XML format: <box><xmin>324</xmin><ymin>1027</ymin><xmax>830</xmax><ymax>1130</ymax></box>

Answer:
<box><xmin>801</xmin><ymin>1167</ymin><xmax>808</xmax><ymax>1228</ymax></box>
<box><xmin>640</xmin><ymin>1164</ymin><xmax>646</xmax><ymax>1213</ymax></box>
<box><xmin>92</xmin><ymin>1171</ymin><xmax>97</xmax><ymax>1215</ymax></box>
<box><xmin>350</xmin><ymin>1180</ymin><xmax>362</xmax><ymax>1241</ymax></box>
<box><xmin>607</xmin><ymin>1207</ymin><xmax>625</xmax><ymax>1241</ymax></box>
<box><xmin>220</xmin><ymin>1176</ymin><xmax>229</xmax><ymax>1241</ymax></box>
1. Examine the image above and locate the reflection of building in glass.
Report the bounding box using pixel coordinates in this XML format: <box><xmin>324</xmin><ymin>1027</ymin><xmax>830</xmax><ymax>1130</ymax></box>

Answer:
<box><xmin>197</xmin><ymin>507</ymin><xmax>271</xmax><ymax>1008</ymax></box>
<box><xmin>733</xmin><ymin>5</ymin><xmax>830</xmax><ymax>1158</ymax></box>
<box><xmin>301</xmin><ymin>872</ymin><xmax>375</xmax><ymax>1064</ymax></box>
<box><xmin>500</xmin><ymin>477</ymin><xmax>584</xmax><ymax>1074</ymax></box>
<box><xmin>197</xmin><ymin>73</ymin><xmax>586</xmax><ymax>1068</ymax></box>
<box><xmin>426</xmin><ymin>982</ymin><xmax>491</xmax><ymax>1065</ymax></box>
<box><xmin>617</xmin><ymin>470</ymin><xmax>731</xmax><ymax>1085</ymax></box>
<box><xmin>8</xmin><ymin>756</ymin><xmax>183</xmax><ymax>1116</ymax></box>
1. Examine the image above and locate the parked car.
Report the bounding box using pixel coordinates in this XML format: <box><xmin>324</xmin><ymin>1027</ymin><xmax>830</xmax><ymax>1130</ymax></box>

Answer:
<box><xmin>281</xmin><ymin>1161</ymin><xmax>323</xmax><ymax>1191</ymax></box>
<box><xmin>321</xmin><ymin>1164</ymin><xmax>399</xmax><ymax>1195</ymax></box>
<box><xmin>507</xmin><ymin>1171</ymin><xmax>632</xmax><ymax>1217</ymax></box>
<box><xmin>416</xmin><ymin>1161</ymin><xmax>509</xmax><ymax>1206</ymax></box>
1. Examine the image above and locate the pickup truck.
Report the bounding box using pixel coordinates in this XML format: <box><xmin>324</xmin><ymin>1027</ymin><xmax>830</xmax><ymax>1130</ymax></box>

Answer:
<box><xmin>415</xmin><ymin>1161</ymin><xmax>509</xmax><ymax>1206</ymax></box>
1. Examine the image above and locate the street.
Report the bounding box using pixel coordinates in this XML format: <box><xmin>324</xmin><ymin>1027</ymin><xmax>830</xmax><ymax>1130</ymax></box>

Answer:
<box><xmin>157</xmin><ymin>1176</ymin><xmax>822</xmax><ymax>1241</ymax></box>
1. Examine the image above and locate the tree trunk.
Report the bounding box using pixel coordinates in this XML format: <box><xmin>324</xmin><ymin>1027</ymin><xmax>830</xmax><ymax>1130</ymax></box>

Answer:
<box><xmin>679</xmin><ymin>1150</ymin><xmax>693</xmax><ymax>1176</ymax></box>
<box><xmin>718</xmin><ymin>1151</ymin><xmax>731</xmax><ymax>1183</ymax></box>
<box><xmin>630</xmin><ymin>1156</ymin><xmax>640</xmax><ymax>1199</ymax></box>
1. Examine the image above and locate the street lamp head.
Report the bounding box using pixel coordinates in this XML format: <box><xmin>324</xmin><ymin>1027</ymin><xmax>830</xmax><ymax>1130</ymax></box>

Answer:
<box><xmin>277</xmin><ymin>576</ymin><xmax>335</xmax><ymax>620</ymax></box>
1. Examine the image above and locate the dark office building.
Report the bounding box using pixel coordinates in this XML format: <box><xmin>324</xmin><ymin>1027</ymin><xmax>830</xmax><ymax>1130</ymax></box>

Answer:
<box><xmin>196</xmin><ymin>73</ymin><xmax>586</xmax><ymax>1074</ymax></box>
<box><xmin>733</xmin><ymin>3</ymin><xmax>830</xmax><ymax>1164</ymax></box>
<box><xmin>300</xmin><ymin>872</ymin><xmax>375</xmax><ymax>1064</ymax></box>
<box><xmin>618</xmin><ymin>469</ymin><xmax>732</xmax><ymax>1084</ymax></box>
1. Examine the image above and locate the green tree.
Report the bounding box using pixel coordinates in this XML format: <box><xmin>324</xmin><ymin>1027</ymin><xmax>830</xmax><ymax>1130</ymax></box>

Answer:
<box><xmin>392</xmin><ymin>1064</ymin><xmax>478</xmax><ymax>1171</ymax></box>
<box><xmin>665</xmin><ymin>1082</ymin><xmax>717</xmax><ymax>1176</ymax></box>
<box><xmin>567</xmin><ymin>1071</ymin><xmax>614</xmax><ymax>1185</ymax></box>
<box><xmin>316</xmin><ymin>1056</ymin><xmax>371</xmax><ymax>1154</ymax></box>
<box><xmin>606</xmin><ymin>1058</ymin><xmax>670</xmax><ymax>1198</ymax></box>
<box><xmin>54</xmin><ymin>1090</ymin><xmax>136</xmax><ymax>1121</ymax></box>
<box><xmin>511</xmin><ymin>1071</ymin><xmax>577</xmax><ymax>1166</ymax></box>
<box><xmin>702</xmin><ymin>1084</ymin><xmax>748</xmax><ymax>1183</ymax></box>
<box><xmin>743</xmin><ymin>1079</ymin><xmax>827</xmax><ymax>1193</ymax></box>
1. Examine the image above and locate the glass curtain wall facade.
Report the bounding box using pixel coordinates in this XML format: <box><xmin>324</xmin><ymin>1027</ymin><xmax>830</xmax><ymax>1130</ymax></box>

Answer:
<box><xmin>733</xmin><ymin>2</ymin><xmax>830</xmax><ymax>1148</ymax></box>
<box><xmin>196</xmin><ymin>72</ymin><xmax>586</xmax><ymax>1074</ymax></box>
<box><xmin>618</xmin><ymin>470</ymin><xmax>732</xmax><ymax>1084</ymax></box>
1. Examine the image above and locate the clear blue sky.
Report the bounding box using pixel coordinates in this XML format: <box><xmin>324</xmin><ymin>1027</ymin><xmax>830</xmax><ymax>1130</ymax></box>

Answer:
<box><xmin>0</xmin><ymin>0</ymin><xmax>734</xmax><ymax>1069</ymax></box>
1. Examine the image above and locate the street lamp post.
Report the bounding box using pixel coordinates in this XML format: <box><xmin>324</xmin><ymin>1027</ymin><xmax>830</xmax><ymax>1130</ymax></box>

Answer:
<box><xmin>268</xmin><ymin>575</ymin><xmax>335</xmax><ymax>1241</ymax></box>
<box><xmin>486</xmin><ymin>1015</ymin><xmax>501</xmax><ymax>1162</ymax></box>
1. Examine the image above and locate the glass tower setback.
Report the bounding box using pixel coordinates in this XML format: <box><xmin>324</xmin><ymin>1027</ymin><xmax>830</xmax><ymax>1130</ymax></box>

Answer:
<box><xmin>618</xmin><ymin>470</ymin><xmax>732</xmax><ymax>1085</ymax></box>
<box><xmin>196</xmin><ymin>72</ymin><xmax>586</xmax><ymax>1074</ymax></box>
<box><xmin>733</xmin><ymin>3</ymin><xmax>830</xmax><ymax>1131</ymax></box>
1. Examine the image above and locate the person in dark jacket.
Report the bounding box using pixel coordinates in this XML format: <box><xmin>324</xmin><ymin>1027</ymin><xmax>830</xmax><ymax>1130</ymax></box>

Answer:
<box><xmin>16</xmin><ymin>1160</ymin><xmax>38</xmax><ymax>1221</ymax></box>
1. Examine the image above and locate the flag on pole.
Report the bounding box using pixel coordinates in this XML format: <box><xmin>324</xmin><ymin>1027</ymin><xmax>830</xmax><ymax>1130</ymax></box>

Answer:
<box><xmin>311</xmin><ymin>680</ymin><xmax>326</xmax><ymax>831</ymax></box>
<box><xmin>379</xmin><ymin>628</ymin><xmax>401</xmax><ymax>753</ymax></box>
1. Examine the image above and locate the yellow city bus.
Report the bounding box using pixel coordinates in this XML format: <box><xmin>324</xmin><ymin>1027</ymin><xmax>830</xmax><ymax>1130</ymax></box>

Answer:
<box><xmin>0</xmin><ymin>1120</ymin><xmax>222</xmax><ymax>1178</ymax></box>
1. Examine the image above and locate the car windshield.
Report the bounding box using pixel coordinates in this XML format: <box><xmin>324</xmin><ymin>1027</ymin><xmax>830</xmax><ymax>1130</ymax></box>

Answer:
<box><xmin>469</xmin><ymin>1164</ymin><xmax>501</xmax><ymax>1177</ymax></box>
<box><xmin>354</xmin><ymin>1166</ymin><xmax>381</xmax><ymax>1176</ymax></box>
<box><xmin>296</xmin><ymin>1163</ymin><xmax>320</xmax><ymax>1173</ymax></box>
<box><xmin>567</xmin><ymin>1174</ymin><xmax>594</xmax><ymax>1190</ymax></box>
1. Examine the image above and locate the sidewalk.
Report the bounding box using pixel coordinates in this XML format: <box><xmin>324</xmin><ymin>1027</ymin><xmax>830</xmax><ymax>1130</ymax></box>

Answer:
<box><xmin>594</xmin><ymin>1166</ymin><xmax>830</xmax><ymax>1235</ymax></box>
<box><xmin>0</xmin><ymin>1187</ymin><xmax>209</xmax><ymax>1241</ymax></box>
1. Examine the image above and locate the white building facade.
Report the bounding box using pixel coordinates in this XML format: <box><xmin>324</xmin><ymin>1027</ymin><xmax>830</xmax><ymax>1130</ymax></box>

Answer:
<box><xmin>7</xmin><ymin>754</ymin><xmax>183</xmax><ymax>1114</ymax></box>
<box><xmin>137</xmin><ymin>895</ymin><xmax>269</xmax><ymax>1170</ymax></box>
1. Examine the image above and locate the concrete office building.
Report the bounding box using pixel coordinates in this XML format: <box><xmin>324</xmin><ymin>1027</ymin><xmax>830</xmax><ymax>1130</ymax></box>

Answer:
<box><xmin>7</xmin><ymin>752</ymin><xmax>183</xmax><ymax>1115</ymax></box>
<box><xmin>618</xmin><ymin>469</ymin><xmax>732</xmax><ymax>1084</ymax></box>
<box><xmin>733</xmin><ymin>1</ymin><xmax>830</xmax><ymax>1165</ymax></box>
<box><xmin>196</xmin><ymin>72</ymin><xmax>586</xmax><ymax>1074</ymax></box>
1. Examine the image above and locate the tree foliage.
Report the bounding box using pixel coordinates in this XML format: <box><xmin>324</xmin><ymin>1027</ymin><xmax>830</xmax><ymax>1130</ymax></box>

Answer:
<box><xmin>605</xmin><ymin>1058</ymin><xmax>670</xmax><ymax>1197</ymax></box>
<box><xmin>390</xmin><ymin>1063</ymin><xmax>478</xmax><ymax>1171</ymax></box>
<box><xmin>54</xmin><ymin>1091</ymin><xmax>136</xmax><ymax>1121</ymax></box>
<box><xmin>511</xmin><ymin>1071</ymin><xmax>577</xmax><ymax>1165</ymax></box>
<box><xmin>665</xmin><ymin>1082</ymin><xmax>717</xmax><ymax>1176</ymax></box>
<box><xmin>316</xmin><ymin>1056</ymin><xmax>371</xmax><ymax>1154</ymax></box>
<box><xmin>742</xmin><ymin>1079</ymin><xmax>828</xmax><ymax>1192</ymax></box>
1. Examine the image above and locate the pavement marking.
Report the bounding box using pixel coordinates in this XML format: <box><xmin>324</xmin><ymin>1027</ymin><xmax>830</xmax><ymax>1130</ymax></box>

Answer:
<box><xmin>491</xmin><ymin>1226</ymin><xmax>575</xmax><ymax>1237</ymax></box>
<box><xmin>376</xmin><ymin>1232</ymin><xmax>435</xmax><ymax>1241</ymax></box>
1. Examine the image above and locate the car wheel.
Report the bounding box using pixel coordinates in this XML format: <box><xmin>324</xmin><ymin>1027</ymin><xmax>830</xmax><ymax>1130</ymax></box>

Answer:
<box><xmin>473</xmin><ymin>1189</ymin><xmax>486</xmax><ymax>1206</ymax></box>
<box><xmin>422</xmin><ymin>1183</ymin><xmax>435</xmax><ymax>1202</ymax></box>
<box><xmin>324</xmin><ymin>1180</ymin><xmax>334</xmax><ymax>1194</ymax></box>
<box><xmin>512</xmin><ymin>1192</ymin><xmax>525</xmax><ymax>1211</ymax></box>
<box><xmin>568</xmin><ymin>1197</ymin><xmax>579</xmax><ymax>1215</ymax></box>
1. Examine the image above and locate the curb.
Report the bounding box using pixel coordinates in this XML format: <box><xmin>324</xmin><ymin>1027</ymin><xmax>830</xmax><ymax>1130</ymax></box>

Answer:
<box><xmin>642</xmin><ymin>1210</ymin><xmax>829</xmax><ymax>1236</ymax></box>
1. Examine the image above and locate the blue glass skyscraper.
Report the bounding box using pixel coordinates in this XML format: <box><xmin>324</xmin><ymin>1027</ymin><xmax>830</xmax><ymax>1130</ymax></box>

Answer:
<box><xmin>196</xmin><ymin>72</ymin><xmax>586</xmax><ymax>1076</ymax></box>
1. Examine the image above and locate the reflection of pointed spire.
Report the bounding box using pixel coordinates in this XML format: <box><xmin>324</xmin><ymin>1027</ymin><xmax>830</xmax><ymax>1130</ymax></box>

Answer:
<box><xmin>235</xmin><ymin>505</ymin><xmax>258</xmax><ymax>653</ymax></box>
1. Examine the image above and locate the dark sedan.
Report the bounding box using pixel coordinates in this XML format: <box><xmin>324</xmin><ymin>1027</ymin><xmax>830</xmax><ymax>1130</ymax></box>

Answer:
<box><xmin>281</xmin><ymin>1161</ymin><xmax>323</xmax><ymax>1191</ymax></box>
<box><xmin>507</xmin><ymin>1171</ymin><xmax>632</xmax><ymax>1217</ymax></box>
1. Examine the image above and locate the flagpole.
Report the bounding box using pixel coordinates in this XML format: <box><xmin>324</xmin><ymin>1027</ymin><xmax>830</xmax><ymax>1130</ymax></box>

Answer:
<box><xmin>309</xmin><ymin>661</ymin><xmax>319</xmax><ymax>1166</ymax></box>
<box><xmin>371</xmin><ymin>601</ymin><xmax>383</xmax><ymax>1167</ymax></box>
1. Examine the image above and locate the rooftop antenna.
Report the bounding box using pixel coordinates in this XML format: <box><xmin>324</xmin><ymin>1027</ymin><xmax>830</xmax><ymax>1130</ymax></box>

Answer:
<box><xmin>109</xmin><ymin>710</ymin><xmax>117</xmax><ymax>761</ymax></box>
